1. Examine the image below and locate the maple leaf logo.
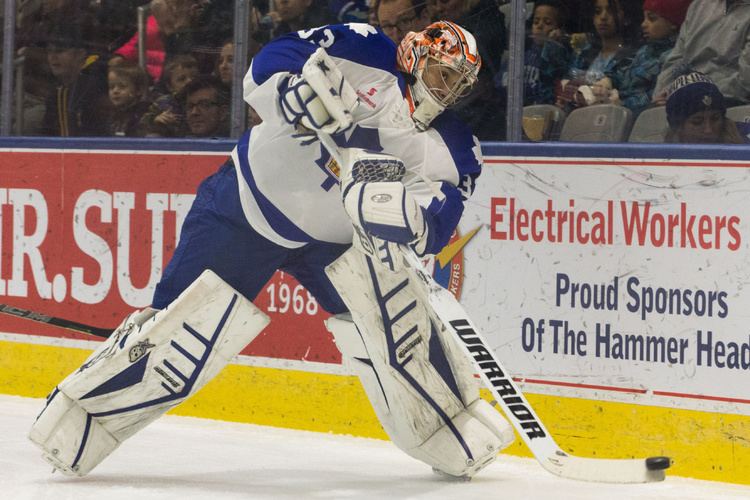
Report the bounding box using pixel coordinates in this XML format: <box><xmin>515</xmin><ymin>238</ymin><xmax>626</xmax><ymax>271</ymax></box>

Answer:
<box><xmin>347</xmin><ymin>23</ymin><xmax>378</xmax><ymax>37</ymax></box>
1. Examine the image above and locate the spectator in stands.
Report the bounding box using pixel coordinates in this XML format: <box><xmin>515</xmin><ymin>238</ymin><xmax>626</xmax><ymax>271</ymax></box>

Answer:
<box><xmin>374</xmin><ymin>0</ymin><xmax>431</xmax><ymax>44</ymax></box>
<box><xmin>665</xmin><ymin>71</ymin><xmax>750</xmax><ymax>143</ymax></box>
<box><xmin>330</xmin><ymin>0</ymin><xmax>370</xmax><ymax>23</ymax></box>
<box><xmin>433</xmin><ymin>0</ymin><xmax>507</xmax><ymax>140</ymax></box>
<box><xmin>17</xmin><ymin>0</ymin><xmax>100</xmax><ymax>53</ymax></box>
<box><xmin>181</xmin><ymin>0</ymin><xmax>238</xmax><ymax>75</ymax></box>
<box><xmin>14</xmin><ymin>46</ymin><xmax>53</xmax><ymax>136</ymax></box>
<box><xmin>216</xmin><ymin>40</ymin><xmax>234</xmax><ymax>86</ymax></box>
<box><xmin>140</xmin><ymin>54</ymin><xmax>199</xmax><ymax>137</ymax></box>
<box><xmin>191</xmin><ymin>0</ymin><xmax>233</xmax><ymax>48</ymax></box>
<box><xmin>107</xmin><ymin>63</ymin><xmax>151</xmax><ymax>137</ymax></box>
<box><xmin>110</xmin><ymin>0</ymin><xmax>201</xmax><ymax>84</ymax></box>
<box><xmin>183</xmin><ymin>76</ymin><xmax>230</xmax><ymax>137</ymax></box>
<box><xmin>263</xmin><ymin>0</ymin><xmax>336</xmax><ymax>39</ymax></box>
<box><xmin>17</xmin><ymin>4</ymin><xmax>110</xmax><ymax>135</ymax></box>
<box><xmin>95</xmin><ymin>0</ymin><xmax>152</xmax><ymax>53</ymax></box>
<box><xmin>654</xmin><ymin>0</ymin><xmax>750</xmax><ymax>107</ymax></box>
<box><xmin>556</xmin><ymin>0</ymin><xmax>640</xmax><ymax>112</ymax></box>
<box><xmin>435</xmin><ymin>0</ymin><xmax>505</xmax><ymax>78</ymax></box>
<box><xmin>41</xmin><ymin>23</ymin><xmax>110</xmax><ymax>137</ymax></box>
<box><xmin>506</xmin><ymin>0</ymin><xmax>571</xmax><ymax>105</ymax></box>
<box><xmin>595</xmin><ymin>0</ymin><xmax>690</xmax><ymax>115</ymax></box>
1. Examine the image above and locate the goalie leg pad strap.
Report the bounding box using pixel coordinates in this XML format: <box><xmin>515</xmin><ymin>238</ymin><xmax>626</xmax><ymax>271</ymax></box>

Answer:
<box><xmin>28</xmin><ymin>270</ymin><xmax>270</xmax><ymax>476</ymax></box>
<box><xmin>326</xmin><ymin>249</ymin><xmax>513</xmax><ymax>477</ymax></box>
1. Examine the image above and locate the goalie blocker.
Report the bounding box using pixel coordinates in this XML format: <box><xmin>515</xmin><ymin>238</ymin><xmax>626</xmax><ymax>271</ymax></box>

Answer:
<box><xmin>28</xmin><ymin>270</ymin><xmax>270</xmax><ymax>476</ymax></box>
<box><xmin>326</xmin><ymin>248</ymin><xmax>514</xmax><ymax>478</ymax></box>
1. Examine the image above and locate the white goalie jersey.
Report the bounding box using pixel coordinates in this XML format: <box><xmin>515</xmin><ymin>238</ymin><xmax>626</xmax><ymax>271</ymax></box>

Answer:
<box><xmin>233</xmin><ymin>23</ymin><xmax>482</xmax><ymax>254</ymax></box>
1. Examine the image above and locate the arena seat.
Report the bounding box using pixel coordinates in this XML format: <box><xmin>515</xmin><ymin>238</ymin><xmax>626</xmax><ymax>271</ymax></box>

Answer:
<box><xmin>560</xmin><ymin>104</ymin><xmax>633</xmax><ymax>142</ymax></box>
<box><xmin>628</xmin><ymin>106</ymin><xmax>668</xmax><ymax>143</ymax></box>
<box><xmin>726</xmin><ymin>104</ymin><xmax>750</xmax><ymax>124</ymax></box>
<box><xmin>523</xmin><ymin>104</ymin><xmax>567</xmax><ymax>141</ymax></box>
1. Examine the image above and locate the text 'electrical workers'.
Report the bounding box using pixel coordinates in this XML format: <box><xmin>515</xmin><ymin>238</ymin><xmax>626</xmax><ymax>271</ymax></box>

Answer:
<box><xmin>490</xmin><ymin>198</ymin><xmax>741</xmax><ymax>250</ymax></box>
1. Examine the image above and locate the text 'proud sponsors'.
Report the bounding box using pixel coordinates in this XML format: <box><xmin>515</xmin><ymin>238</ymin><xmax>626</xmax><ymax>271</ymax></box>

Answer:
<box><xmin>462</xmin><ymin>160</ymin><xmax>750</xmax><ymax>412</ymax></box>
<box><xmin>0</xmin><ymin>151</ymin><xmax>337</xmax><ymax>363</ymax></box>
<box><xmin>521</xmin><ymin>274</ymin><xmax>746</xmax><ymax>371</ymax></box>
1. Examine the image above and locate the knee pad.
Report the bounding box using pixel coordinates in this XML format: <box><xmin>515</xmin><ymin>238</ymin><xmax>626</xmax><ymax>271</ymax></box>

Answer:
<box><xmin>29</xmin><ymin>270</ymin><xmax>270</xmax><ymax>476</ymax></box>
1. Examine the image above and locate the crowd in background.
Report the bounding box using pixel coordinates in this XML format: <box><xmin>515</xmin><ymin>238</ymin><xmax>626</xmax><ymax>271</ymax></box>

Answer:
<box><xmin>6</xmin><ymin>0</ymin><xmax>750</xmax><ymax>143</ymax></box>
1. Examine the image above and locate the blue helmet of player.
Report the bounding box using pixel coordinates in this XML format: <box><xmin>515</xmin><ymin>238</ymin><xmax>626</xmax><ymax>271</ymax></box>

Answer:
<box><xmin>397</xmin><ymin>21</ymin><xmax>482</xmax><ymax>130</ymax></box>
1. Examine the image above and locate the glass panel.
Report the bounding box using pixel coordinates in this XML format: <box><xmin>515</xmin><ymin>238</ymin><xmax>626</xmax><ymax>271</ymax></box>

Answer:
<box><xmin>541</xmin><ymin>0</ymin><xmax>645</xmax><ymax>143</ymax></box>
<box><xmin>11</xmin><ymin>0</ymin><xmax>238</xmax><ymax>138</ymax></box>
<box><xmin>5</xmin><ymin>1</ymin><xmax>745</xmax><ymax>143</ymax></box>
<box><xmin>511</xmin><ymin>0</ymin><xmax>750</xmax><ymax>145</ymax></box>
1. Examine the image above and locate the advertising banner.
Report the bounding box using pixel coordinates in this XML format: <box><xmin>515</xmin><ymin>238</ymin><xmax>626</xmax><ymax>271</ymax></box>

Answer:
<box><xmin>459</xmin><ymin>157</ymin><xmax>750</xmax><ymax>415</ymax></box>
<box><xmin>4</xmin><ymin>150</ymin><xmax>750</xmax><ymax>415</ymax></box>
<box><xmin>0</xmin><ymin>150</ymin><xmax>338</xmax><ymax>363</ymax></box>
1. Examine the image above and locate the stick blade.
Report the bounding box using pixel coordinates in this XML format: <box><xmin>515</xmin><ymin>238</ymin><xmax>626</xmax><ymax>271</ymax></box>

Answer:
<box><xmin>540</xmin><ymin>453</ymin><xmax>671</xmax><ymax>483</ymax></box>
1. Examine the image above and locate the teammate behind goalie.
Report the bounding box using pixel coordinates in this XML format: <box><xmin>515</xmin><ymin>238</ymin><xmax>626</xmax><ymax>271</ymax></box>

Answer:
<box><xmin>29</xmin><ymin>21</ymin><xmax>514</xmax><ymax>479</ymax></box>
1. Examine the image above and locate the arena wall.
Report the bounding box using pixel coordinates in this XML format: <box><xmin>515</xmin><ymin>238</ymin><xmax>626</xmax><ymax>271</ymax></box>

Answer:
<box><xmin>0</xmin><ymin>138</ymin><xmax>748</xmax><ymax>485</ymax></box>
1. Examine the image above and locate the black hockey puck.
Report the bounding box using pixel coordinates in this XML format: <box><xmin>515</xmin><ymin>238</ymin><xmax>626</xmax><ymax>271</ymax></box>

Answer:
<box><xmin>646</xmin><ymin>456</ymin><xmax>672</xmax><ymax>470</ymax></box>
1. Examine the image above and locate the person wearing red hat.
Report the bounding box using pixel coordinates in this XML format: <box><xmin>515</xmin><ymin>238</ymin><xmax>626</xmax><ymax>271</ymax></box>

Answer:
<box><xmin>642</xmin><ymin>0</ymin><xmax>691</xmax><ymax>27</ymax></box>
<box><xmin>590</xmin><ymin>0</ymin><xmax>691</xmax><ymax>115</ymax></box>
<box><xmin>654</xmin><ymin>0</ymin><xmax>750</xmax><ymax>106</ymax></box>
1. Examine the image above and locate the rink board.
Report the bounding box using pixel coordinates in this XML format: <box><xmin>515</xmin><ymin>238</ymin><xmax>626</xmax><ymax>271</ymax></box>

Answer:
<box><xmin>0</xmin><ymin>140</ymin><xmax>749</xmax><ymax>485</ymax></box>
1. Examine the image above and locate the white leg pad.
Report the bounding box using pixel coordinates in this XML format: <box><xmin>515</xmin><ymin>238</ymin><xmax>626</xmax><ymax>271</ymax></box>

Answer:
<box><xmin>28</xmin><ymin>270</ymin><xmax>270</xmax><ymax>476</ymax></box>
<box><xmin>29</xmin><ymin>390</ymin><xmax>119</xmax><ymax>475</ymax></box>
<box><xmin>326</xmin><ymin>248</ymin><xmax>514</xmax><ymax>477</ymax></box>
<box><xmin>415</xmin><ymin>401</ymin><xmax>508</xmax><ymax>477</ymax></box>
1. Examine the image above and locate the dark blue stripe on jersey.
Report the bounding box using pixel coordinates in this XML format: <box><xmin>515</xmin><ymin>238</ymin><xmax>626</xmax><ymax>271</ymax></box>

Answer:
<box><xmin>418</xmin><ymin>111</ymin><xmax>481</xmax><ymax>254</ymax></box>
<box><xmin>251</xmin><ymin>24</ymin><xmax>401</xmax><ymax>87</ymax></box>
<box><xmin>423</xmin><ymin>184</ymin><xmax>463</xmax><ymax>254</ymax></box>
<box><xmin>430</xmin><ymin>110</ymin><xmax>482</xmax><ymax>181</ymax></box>
<box><xmin>235</xmin><ymin>130</ymin><xmax>314</xmax><ymax>244</ymax></box>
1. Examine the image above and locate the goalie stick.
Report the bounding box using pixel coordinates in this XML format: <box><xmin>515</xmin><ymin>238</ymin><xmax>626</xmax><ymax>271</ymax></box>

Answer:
<box><xmin>312</xmin><ymin>124</ymin><xmax>671</xmax><ymax>483</ymax></box>
<box><xmin>0</xmin><ymin>303</ymin><xmax>112</xmax><ymax>338</ymax></box>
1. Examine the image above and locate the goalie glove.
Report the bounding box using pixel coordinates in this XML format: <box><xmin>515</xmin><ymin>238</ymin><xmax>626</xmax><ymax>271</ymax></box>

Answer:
<box><xmin>279</xmin><ymin>47</ymin><xmax>358</xmax><ymax>136</ymax></box>
<box><xmin>279</xmin><ymin>74</ymin><xmax>343</xmax><ymax>134</ymax></box>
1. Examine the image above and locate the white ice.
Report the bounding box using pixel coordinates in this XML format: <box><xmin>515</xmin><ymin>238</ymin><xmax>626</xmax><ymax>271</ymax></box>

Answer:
<box><xmin>2</xmin><ymin>395</ymin><xmax>749</xmax><ymax>500</ymax></box>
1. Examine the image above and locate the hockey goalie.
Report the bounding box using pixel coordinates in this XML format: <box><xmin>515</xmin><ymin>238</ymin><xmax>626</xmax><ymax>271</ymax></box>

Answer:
<box><xmin>29</xmin><ymin>21</ymin><xmax>514</xmax><ymax>479</ymax></box>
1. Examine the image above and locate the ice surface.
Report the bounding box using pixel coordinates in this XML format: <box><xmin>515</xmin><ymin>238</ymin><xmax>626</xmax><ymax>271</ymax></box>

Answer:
<box><xmin>3</xmin><ymin>395</ymin><xmax>749</xmax><ymax>500</ymax></box>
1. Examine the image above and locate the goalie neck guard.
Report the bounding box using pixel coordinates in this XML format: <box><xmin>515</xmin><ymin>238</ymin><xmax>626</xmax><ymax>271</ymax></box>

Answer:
<box><xmin>397</xmin><ymin>21</ymin><xmax>482</xmax><ymax>130</ymax></box>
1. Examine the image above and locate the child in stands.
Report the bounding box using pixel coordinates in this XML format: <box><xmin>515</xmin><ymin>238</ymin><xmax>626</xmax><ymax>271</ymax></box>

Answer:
<box><xmin>107</xmin><ymin>63</ymin><xmax>151</xmax><ymax>137</ymax></box>
<box><xmin>523</xmin><ymin>0</ymin><xmax>571</xmax><ymax>105</ymax></box>
<box><xmin>139</xmin><ymin>55</ymin><xmax>199</xmax><ymax>137</ymax></box>
<box><xmin>596</xmin><ymin>0</ymin><xmax>691</xmax><ymax>115</ymax></box>
<box><xmin>556</xmin><ymin>0</ymin><xmax>640</xmax><ymax>111</ymax></box>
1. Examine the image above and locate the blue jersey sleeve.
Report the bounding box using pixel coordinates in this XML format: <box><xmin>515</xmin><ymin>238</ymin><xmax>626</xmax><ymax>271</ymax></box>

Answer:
<box><xmin>421</xmin><ymin>111</ymin><xmax>482</xmax><ymax>254</ymax></box>
<box><xmin>250</xmin><ymin>23</ymin><xmax>399</xmax><ymax>86</ymax></box>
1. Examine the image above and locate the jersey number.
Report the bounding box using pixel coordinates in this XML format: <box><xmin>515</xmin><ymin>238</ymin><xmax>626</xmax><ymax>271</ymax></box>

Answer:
<box><xmin>298</xmin><ymin>27</ymin><xmax>335</xmax><ymax>48</ymax></box>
